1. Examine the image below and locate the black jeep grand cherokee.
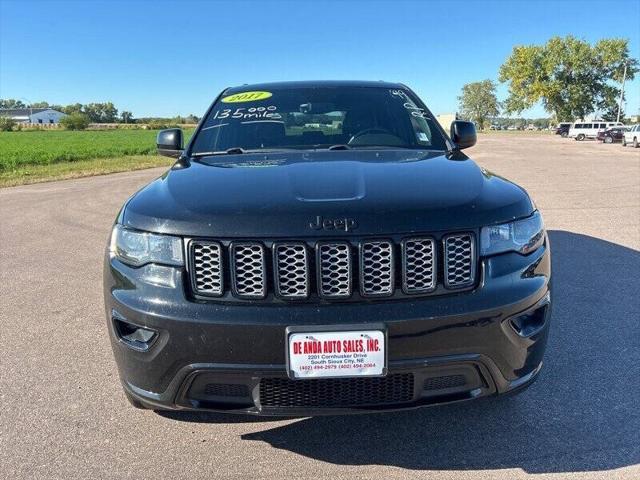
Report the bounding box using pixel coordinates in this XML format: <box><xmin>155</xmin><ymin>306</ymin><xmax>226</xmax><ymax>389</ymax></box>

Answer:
<box><xmin>104</xmin><ymin>81</ymin><xmax>551</xmax><ymax>415</ymax></box>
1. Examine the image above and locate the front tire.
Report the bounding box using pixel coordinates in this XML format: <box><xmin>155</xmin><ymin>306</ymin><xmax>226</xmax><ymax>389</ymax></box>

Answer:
<box><xmin>605</xmin><ymin>136</ymin><xmax>613</xmax><ymax>144</ymax></box>
<box><xmin>561</xmin><ymin>131</ymin><xmax>568</xmax><ymax>138</ymax></box>
<box><xmin>622</xmin><ymin>137</ymin><xmax>627</xmax><ymax>146</ymax></box>
<box><xmin>634</xmin><ymin>137</ymin><xmax>639</xmax><ymax>148</ymax></box>
<box><xmin>576</xmin><ymin>134</ymin><xmax>585</xmax><ymax>141</ymax></box>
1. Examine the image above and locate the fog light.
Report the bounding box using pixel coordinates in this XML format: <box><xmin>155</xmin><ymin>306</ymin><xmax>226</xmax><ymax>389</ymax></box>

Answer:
<box><xmin>510</xmin><ymin>304</ymin><xmax>548</xmax><ymax>337</ymax></box>
<box><xmin>113</xmin><ymin>313</ymin><xmax>157</xmax><ymax>351</ymax></box>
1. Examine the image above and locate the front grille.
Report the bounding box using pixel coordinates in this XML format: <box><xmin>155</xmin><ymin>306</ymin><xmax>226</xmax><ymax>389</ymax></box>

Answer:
<box><xmin>444</xmin><ymin>234</ymin><xmax>476</xmax><ymax>288</ymax></box>
<box><xmin>231</xmin><ymin>243</ymin><xmax>267</xmax><ymax>298</ymax></box>
<box><xmin>188</xmin><ymin>232</ymin><xmax>476</xmax><ymax>301</ymax></box>
<box><xmin>360</xmin><ymin>240</ymin><xmax>394</xmax><ymax>297</ymax></box>
<box><xmin>190</xmin><ymin>241</ymin><xmax>223</xmax><ymax>296</ymax></box>
<box><xmin>317</xmin><ymin>242</ymin><xmax>352</xmax><ymax>298</ymax></box>
<box><xmin>259</xmin><ymin>374</ymin><xmax>415</xmax><ymax>408</ymax></box>
<box><xmin>274</xmin><ymin>243</ymin><xmax>309</xmax><ymax>298</ymax></box>
<box><xmin>402</xmin><ymin>238</ymin><xmax>436</xmax><ymax>294</ymax></box>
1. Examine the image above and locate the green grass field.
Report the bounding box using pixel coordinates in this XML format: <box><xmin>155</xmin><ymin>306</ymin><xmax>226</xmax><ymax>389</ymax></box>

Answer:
<box><xmin>0</xmin><ymin>129</ymin><xmax>194</xmax><ymax>187</ymax></box>
<box><xmin>0</xmin><ymin>128</ymin><xmax>551</xmax><ymax>187</ymax></box>
<box><xmin>0</xmin><ymin>129</ymin><xmax>195</xmax><ymax>170</ymax></box>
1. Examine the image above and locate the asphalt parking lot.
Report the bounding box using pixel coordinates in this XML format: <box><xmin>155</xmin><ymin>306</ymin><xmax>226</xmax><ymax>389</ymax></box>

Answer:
<box><xmin>1</xmin><ymin>134</ymin><xmax>639</xmax><ymax>479</ymax></box>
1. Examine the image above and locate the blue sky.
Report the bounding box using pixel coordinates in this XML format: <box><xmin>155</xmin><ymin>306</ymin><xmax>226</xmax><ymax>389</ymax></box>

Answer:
<box><xmin>1</xmin><ymin>0</ymin><xmax>639</xmax><ymax>118</ymax></box>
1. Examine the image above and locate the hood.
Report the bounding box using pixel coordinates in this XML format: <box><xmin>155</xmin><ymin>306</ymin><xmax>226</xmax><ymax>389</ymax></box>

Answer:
<box><xmin>122</xmin><ymin>150</ymin><xmax>533</xmax><ymax>237</ymax></box>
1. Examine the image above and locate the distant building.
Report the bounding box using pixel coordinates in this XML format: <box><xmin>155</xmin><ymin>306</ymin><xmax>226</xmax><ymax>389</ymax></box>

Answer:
<box><xmin>0</xmin><ymin>108</ymin><xmax>67</xmax><ymax>124</ymax></box>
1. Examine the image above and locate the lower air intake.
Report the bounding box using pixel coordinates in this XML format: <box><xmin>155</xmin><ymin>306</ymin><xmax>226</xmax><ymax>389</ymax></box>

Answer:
<box><xmin>204</xmin><ymin>383</ymin><xmax>251</xmax><ymax>398</ymax></box>
<box><xmin>259</xmin><ymin>374</ymin><xmax>415</xmax><ymax>408</ymax></box>
<box><xmin>423</xmin><ymin>375</ymin><xmax>467</xmax><ymax>391</ymax></box>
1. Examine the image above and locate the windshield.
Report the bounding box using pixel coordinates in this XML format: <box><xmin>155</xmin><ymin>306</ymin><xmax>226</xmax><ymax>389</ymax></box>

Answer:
<box><xmin>189</xmin><ymin>86</ymin><xmax>448</xmax><ymax>155</ymax></box>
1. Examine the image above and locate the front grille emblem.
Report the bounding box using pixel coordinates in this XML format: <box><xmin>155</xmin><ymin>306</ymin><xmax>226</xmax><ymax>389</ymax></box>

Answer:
<box><xmin>309</xmin><ymin>215</ymin><xmax>358</xmax><ymax>232</ymax></box>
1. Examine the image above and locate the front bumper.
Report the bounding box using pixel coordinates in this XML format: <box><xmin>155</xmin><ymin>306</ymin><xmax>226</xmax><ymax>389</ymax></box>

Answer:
<box><xmin>104</xmin><ymin>239</ymin><xmax>552</xmax><ymax>416</ymax></box>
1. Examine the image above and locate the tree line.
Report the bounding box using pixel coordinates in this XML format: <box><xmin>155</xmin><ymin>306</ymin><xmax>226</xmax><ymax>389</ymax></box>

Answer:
<box><xmin>458</xmin><ymin>36</ymin><xmax>638</xmax><ymax>130</ymax></box>
<box><xmin>0</xmin><ymin>99</ymin><xmax>199</xmax><ymax>125</ymax></box>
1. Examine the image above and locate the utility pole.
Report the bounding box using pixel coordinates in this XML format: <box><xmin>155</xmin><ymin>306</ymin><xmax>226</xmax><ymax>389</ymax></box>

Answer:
<box><xmin>617</xmin><ymin>62</ymin><xmax>628</xmax><ymax>123</ymax></box>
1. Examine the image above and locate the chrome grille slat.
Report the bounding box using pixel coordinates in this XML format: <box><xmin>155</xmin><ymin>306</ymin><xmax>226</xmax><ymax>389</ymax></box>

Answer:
<box><xmin>231</xmin><ymin>243</ymin><xmax>267</xmax><ymax>298</ymax></box>
<box><xmin>317</xmin><ymin>242</ymin><xmax>352</xmax><ymax>298</ymax></box>
<box><xmin>444</xmin><ymin>233</ymin><xmax>475</xmax><ymax>288</ymax></box>
<box><xmin>190</xmin><ymin>241</ymin><xmax>223</xmax><ymax>296</ymax></box>
<box><xmin>274</xmin><ymin>243</ymin><xmax>309</xmax><ymax>299</ymax></box>
<box><xmin>402</xmin><ymin>238</ymin><xmax>436</xmax><ymax>294</ymax></box>
<box><xmin>360</xmin><ymin>240</ymin><xmax>394</xmax><ymax>297</ymax></box>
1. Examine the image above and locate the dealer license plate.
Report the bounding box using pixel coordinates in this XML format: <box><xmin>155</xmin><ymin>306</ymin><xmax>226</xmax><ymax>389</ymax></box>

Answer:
<box><xmin>287</xmin><ymin>330</ymin><xmax>386</xmax><ymax>379</ymax></box>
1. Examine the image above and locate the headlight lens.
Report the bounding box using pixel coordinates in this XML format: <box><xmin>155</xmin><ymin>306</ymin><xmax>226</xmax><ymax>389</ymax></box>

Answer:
<box><xmin>109</xmin><ymin>224</ymin><xmax>183</xmax><ymax>267</ymax></box>
<box><xmin>480</xmin><ymin>211</ymin><xmax>545</xmax><ymax>256</ymax></box>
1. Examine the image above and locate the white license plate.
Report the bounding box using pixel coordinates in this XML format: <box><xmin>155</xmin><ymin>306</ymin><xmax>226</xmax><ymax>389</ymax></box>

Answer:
<box><xmin>287</xmin><ymin>330</ymin><xmax>386</xmax><ymax>379</ymax></box>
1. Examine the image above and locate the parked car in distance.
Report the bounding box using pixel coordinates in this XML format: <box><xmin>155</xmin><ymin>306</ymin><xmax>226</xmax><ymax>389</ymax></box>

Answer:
<box><xmin>569</xmin><ymin>121</ymin><xmax>624</xmax><ymax>141</ymax></box>
<box><xmin>622</xmin><ymin>124</ymin><xmax>640</xmax><ymax>147</ymax></box>
<box><xmin>554</xmin><ymin>122</ymin><xmax>571</xmax><ymax>137</ymax></box>
<box><xmin>104</xmin><ymin>80</ymin><xmax>552</xmax><ymax>415</ymax></box>
<box><xmin>597</xmin><ymin>127</ymin><xmax>626</xmax><ymax>144</ymax></box>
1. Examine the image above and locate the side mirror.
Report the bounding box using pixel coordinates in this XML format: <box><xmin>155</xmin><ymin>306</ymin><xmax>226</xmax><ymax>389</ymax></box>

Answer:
<box><xmin>450</xmin><ymin>121</ymin><xmax>477</xmax><ymax>150</ymax></box>
<box><xmin>157</xmin><ymin>128</ymin><xmax>184</xmax><ymax>158</ymax></box>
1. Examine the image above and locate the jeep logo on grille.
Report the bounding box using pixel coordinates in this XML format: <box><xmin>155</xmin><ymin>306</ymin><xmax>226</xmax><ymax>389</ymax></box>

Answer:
<box><xmin>309</xmin><ymin>215</ymin><xmax>358</xmax><ymax>232</ymax></box>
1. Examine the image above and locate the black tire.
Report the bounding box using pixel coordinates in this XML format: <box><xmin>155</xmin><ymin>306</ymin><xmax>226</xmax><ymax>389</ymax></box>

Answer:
<box><xmin>577</xmin><ymin>134</ymin><xmax>585</xmax><ymax>141</ymax></box>
<box><xmin>634</xmin><ymin>137</ymin><xmax>639</xmax><ymax>148</ymax></box>
<box><xmin>124</xmin><ymin>390</ymin><xmax>148</xmax><ymax>409</ymax></box>
<box><xmin>622</xmin><ymin>137</ymin><xmax>627</xmax><ymax>146</ymax></box>
<box><xmin>605</xmin><ymin>136</ymin><xmax>613</xmax><ymax>144</ymax></box>
<box><xmin>561</xmin><ymin>131</ymin><xmax>568</xmax><ymax>138</ymax></box>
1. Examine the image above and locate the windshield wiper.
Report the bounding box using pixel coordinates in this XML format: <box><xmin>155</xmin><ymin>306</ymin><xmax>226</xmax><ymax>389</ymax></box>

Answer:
<box><xmin>191</xmin><ymin>147</ymin><xmax>305</xmax><ymax>158</ymax></box>
<box><xmin>327</xmin><ymin>144</ymin><xmax>351</xmax><ymax>150</ymax></box>
<box><xmin>224</xmin><ymin>147</ymin><xmax>246</xmax><ymax>155</ymax></box>
<box><xmin>191</xmin><ymin>147</ymin><xmax>246</xmax><ymax>157</ymax></box>
<box><xmin>347</xmin><ymin>145</ymin><xmax>415</xmax><ymax>150</ymax></box>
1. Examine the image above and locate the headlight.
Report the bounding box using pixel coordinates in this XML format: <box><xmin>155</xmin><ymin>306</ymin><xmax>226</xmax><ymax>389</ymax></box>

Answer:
<box><xmin>480</xmin><ymin>211</ymin><xmax>545</xmax><ymax>256</ymax></box>
<box><xmin>109</xmin><ymin>224</ymin><xmax>183</xmax><ymax>267</ymax></box>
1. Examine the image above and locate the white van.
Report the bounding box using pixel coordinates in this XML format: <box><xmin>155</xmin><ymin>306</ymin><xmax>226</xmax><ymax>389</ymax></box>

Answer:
<box><xmin>568</xmin><ymin>121</ymin><xmax>624</xmax><ymax>141</ymax></box>
<box><xmin>622</xmin><ymin>124</ymin><xmax>640</xmax><ymax>148</ymax></box>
